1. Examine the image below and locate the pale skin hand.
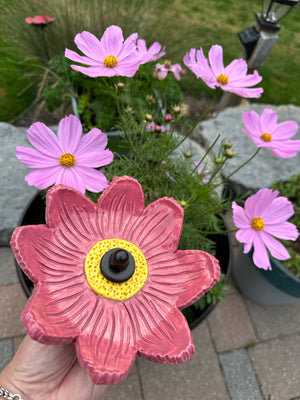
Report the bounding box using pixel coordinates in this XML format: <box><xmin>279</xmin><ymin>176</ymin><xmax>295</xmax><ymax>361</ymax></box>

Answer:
<box><xmin>0</xmin><ymin>335</ymin><xmax>107</xmax><ymax>400</ymax></box>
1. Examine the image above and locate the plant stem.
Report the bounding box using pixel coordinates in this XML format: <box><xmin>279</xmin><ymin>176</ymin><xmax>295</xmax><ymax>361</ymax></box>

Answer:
<box><xmin>223</xmin><ymin>148</ymin><xmax>261</xmax><ymax>181</ymax></box>
<box><xmin>192</xmin><ymin>134</ymin><xmax>221</xmax><ymax>173</ymax></box>
<box><xmin>164</xmin><ymin>90</ymin><xmax>218</xmax><ymax>158</ymax></box>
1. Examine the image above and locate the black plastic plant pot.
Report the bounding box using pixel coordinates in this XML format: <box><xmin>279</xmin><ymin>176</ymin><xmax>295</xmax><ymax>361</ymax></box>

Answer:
<box><xmin>15</xmin><ymin>193</ymin><xmax>231</xmax><ymax>328</ymax></box>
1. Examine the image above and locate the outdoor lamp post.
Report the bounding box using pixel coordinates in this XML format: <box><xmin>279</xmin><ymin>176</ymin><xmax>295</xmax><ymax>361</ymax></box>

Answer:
<box><xmin>238</xmin><ymin>0</ymin><xmax>300</xmax><ymax>68</ymax></box>
<box><xmin>219</xmin><ymin>0</ymin><xmax>299</xmax><ymax>110</ymax></box>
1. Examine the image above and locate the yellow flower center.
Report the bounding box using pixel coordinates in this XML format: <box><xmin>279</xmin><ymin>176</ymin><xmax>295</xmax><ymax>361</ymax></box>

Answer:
<box><xmin>251</xmin><ymin>217</ymin><xmax>264</xmax><ymax>231</ymax></box>
<box><xmin>260</xmin><ymin>133</ymin><xmax>272</xmax><ymax>142</ymax></box>
<box><xmin>85</xmin><ymin>239</ymin><xmax>148</xmax><ymax>301</ymax></box>
<box><xmin>164</xmin><ymin>60</ymin><xmax>171</xmax><ymax>69</ymax></box>
<box><xmin>59</xmin><ymin>153</ymin><xmax>75</xmax><ymax>167</ymax></box>
<box><xmin>216</xmin><ymin>74</ymin><xmax>229</xmax><ymax>85</ymax></box>
<box><xmin>103</xmin><ymin>55</ymin><xmax>118</xmax><ymax>68</ymax></box>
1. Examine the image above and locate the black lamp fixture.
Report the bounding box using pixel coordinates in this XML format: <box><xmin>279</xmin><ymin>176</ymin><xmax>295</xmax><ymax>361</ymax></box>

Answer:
<box><xmin>238</xmin><ymin>0</ymin><xmax>299</xmax><ymax>60</ymax></box>
<box><xmin>257</xmin><ymin>0</ymin><xmax>300</xmax><ymax>31</ymax></box>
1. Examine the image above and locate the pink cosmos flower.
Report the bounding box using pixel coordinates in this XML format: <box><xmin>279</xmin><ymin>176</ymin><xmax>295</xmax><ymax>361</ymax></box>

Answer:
<box><xmin>65</xmin><ymin>25</ymin><xmax>141</xmax><ymax>78</ymax></box>
<box><xmin>154</xmin><ymin>60</ymin><xmax>185</xmax><ymax>81</ymax></box>
<box><xmin>11</xmin><ymin>177</ymin><xmax>220</xmax><ymax>385</ymax></box>
<box><xmin>242</xmin><ymin>108</ymin><xmax>300</xmax><ymax>158</ymax></box>
<box><xmin>16</xmin><ymin>115</ymin><xmax>113</xmax><ymax>194</ymax></box>
<box><xmin>183</xmin><ymin>45</ymin><xmax>263</xmax><ymax>98</ymax></box>
<box><xmin>25</xmin><ymin>15</ymin><xmax>54</xmax><ymax>25</ymax></box>
<box><xmin>193</xmin><ymin>161</ymin><xmax>209</xmax><ymax>183</ymax></box>
<box><xmin>232</xmin><ymin>188</ymin><xmax>299</xmax><ymax>270</ymax></box>
<box><xmin>137</xmin><ymin>38</ymin><xmax>166</xmax><ymax>64</ymax></box>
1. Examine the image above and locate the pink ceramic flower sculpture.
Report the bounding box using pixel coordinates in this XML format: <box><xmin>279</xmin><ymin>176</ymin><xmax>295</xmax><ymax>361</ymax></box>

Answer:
<box><xmin>11</xmin><ymin>176</ymin><xmax>220</xmax><ymax>385</ymax></box>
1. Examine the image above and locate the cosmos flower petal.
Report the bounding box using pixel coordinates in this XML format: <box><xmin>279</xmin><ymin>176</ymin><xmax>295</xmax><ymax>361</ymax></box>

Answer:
<box><xmin>224</xmin><ymin>86</ymin><xmax>263</xmax><ymax>98</ymax></box>
<box><xmin>72</xmin><ymin>166</ymin><xmax>109</xmax><ymax>193</ymax></box>
<box><xmin>25</xmin><ymin>166</ymin><xmax>61</xmax><ymax>190</ymax></box>
<box><xmin>260</xmin><ymin>108</ymin><xmax>277</xmax><ymax>132</ymax></box>
<box><xmin>54</xmin><ymin>167</ymin><xmax>86</xmax><ymax>194</ymax></box>
<box><xmin>244</xmin><ymin>188</ymin><xmax>278</xmax><ymax>219</ymax></box>
<box><xmin>64</xmin><ymin>48</ymin><xmax>100</xmax><ymax>66</ymax></box>
<box><xmin>73</xmin><ymin>31</ymin><xmax>105</xmax><ymax>61</ymax></box>
<box><xmin>145</xmin><ymin>250</ymin><xmax>220</xmax><ymax>309</ymax></box>
<box><xmin>76</xmin><ymin>302</ymin><xmax>136</xmax><ymax>385</ymax></box>
<box><xmin>224</xmin><ymin>59</ymin><xmax>247</xmax><ymax>79</ymax></box>
<box><xmin>46</xmin><ymin>185</ymin><xmax>98</xmax><ymax>247</ymax></box>
<box><xmin>128</xmin><ymin>197</ymin><xmax>183</xmax><ymax>257</ymax></box>
<box><xmin>270</xmin><ymin>141</ymin><xmax>300</xmax><ymax>158</ymax></box>
<box><xmin>232</xmin><ymin>201</ymin><xmax>251</xmax><ymax>228</ymax></box>
<box><xmin>227</xmin><ymin>70</ymin><xmax>262</xmax><ymax>88</ymax></box>
<box><xmin>100</xmin><ymin>25</ymin><xmax>124</xmax><ymax>56</ymax></box>
<box><xmin>75</xmin><ymin>149</ymin><xmax>113</xmax><ymax>167</ymax></box>
<box><xmin>264</xmin><ymin>221</ymin><xmax>299</xmax><ymax>241</ymax></box>
<box><xmin>118</xmin><ymin>32</ymin><xmax>139</xmax><ymax>60</ymax></box>
<box><xmin>236</xmin><ymin>228</ymin><xmax>255</xmax><ymax>245</ymax></box>
<box><xmin>244</xmin><ymin>242</ymin><xmax>252</xmax><ymax>253</ymax></box>
<box><xmin>27</xmin><ymin>122</ymin><xmax>62</xmax><ymax>157</ymax></box>
<box><xmin>252</xmin><ymin>233</ymin><xmax>271</xmax><ymax>270</ymax></box>
<box><xmin>69</xmin><ymin>64</ymin><xmax>118</xmax><ymax>77</ymax></box>
<box><xmin>57</xmin><ymin>115</ymin><xmax>82</xmax><ymax>153</ymax></box>
<box><xmin>137</xmin><ymin>39</ymin><xmax>166</xmax><ymax>63</ymax></box>
<box><xmin>242</xmin><ymin>110</ymin><xmax>261</xmax><ymax>136</ymax></box>
<box><xmin>260</xmin><ymin>231</ymin><xmax>291</xmax><ymax>260</ymax></box>
<box><xmin>262</xmin><ymin>196</ymin><xmax>294</xmax><ymax>223</ymax></box>
<box><xmin>271</xmin><ymin>121</ymin><xmax>299</xmax><ymax>139</ymax></box>
<box><xmin>16</xmin><ymin>146</ymin><xmax>58</xmax><ymax>168</ymax></box>
<box><xmin>208</xmin><ymin>45</ymin><xmax>224</xmax><ymax>76</ymax></box>
<box><xmin>75</xmin><ymin>128</ymin><xmax>108</xmax><ymax>154</ymax></box>
<box><xmin>97</xmin><ymin>176</ymin><xmax>144</xmax><ymax>239</ymax></box>
<box><xmin>126</xmin><ymin>294</ymin><xmax>194</xmax><ymax>364</ymax></box>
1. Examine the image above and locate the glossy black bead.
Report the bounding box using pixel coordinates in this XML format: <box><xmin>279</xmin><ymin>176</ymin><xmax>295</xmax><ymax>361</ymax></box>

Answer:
<box><xmin>100</xmin><ymin>248</ymin><xmax>135</xmax><ymax>283</ymax></box>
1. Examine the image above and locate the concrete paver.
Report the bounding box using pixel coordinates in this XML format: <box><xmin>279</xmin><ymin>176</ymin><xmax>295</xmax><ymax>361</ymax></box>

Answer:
<box><xmin>0</xmin><ymin>284</ymin><xmax>27</xmax><ymax>339</ymax></box>
<box><xmin>208</xmin><ymin>286</ymin><xmax>257</xmax><ymax>352</ymax></box>
<box><xmin>0</xmin><ymin>247</ymin><xmax>18</xmax><ymax>286</ymax></box>
<box><xmin>219</xmin><ymin>348</ymin><xmax>263</xmax><ymax>400</ymax></box>
<box><xmin>101</xmin><ymin>362</ymin><xmax>143</xmax><ymax>400</ymax></box>
<box><xmin>139</xmin><ymin>321</ymin><xmax>230</xmax><ymax>400</ymax></box>
<box><xmin>249</xmin><ymin>334</ymin><xmax>300</xmax><ymax>400</ymax></box>
<box><xmin>0</xmin><ymin>338</ymin><xmax>13</xmax><ymax>371</ymax></box>
<box><xmin>246</xmin><ymin>300</ymin><xmax>300</xmax><ymax>341</ymax></box>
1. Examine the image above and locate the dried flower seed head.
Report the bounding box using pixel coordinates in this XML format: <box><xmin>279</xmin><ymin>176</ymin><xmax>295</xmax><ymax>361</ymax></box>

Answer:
<box><xmin>184</xmin><ymin>151</ymin><xmax>191</xmax><ymax>158</ymax></box>
<box><xmin>145</xmin><ymin>114</ymin><xmax>153</xmax><ymax>121</ymax></box>
<box><xmin>223</xmin><ymin>142</ymin><xmax>232</xmax><ymax>148</ymax></box>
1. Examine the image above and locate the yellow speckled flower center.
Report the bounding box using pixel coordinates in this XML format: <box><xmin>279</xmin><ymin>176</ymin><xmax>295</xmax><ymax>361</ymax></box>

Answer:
<box><xmin>261</xmin><ymin>133</ymin><xmax>272</xmax><ymax>142</ymax></box>
<box><xmin>216</xmin><ymin>74</ymin><xmax>229</xmax><ymax>85</ymax></box>
<box><xmin>103</xmin><ymin>55</ymin><xmax>118</xmax><ymax>68</ymax></box>
<box><xmin>251</xmin><ymin>217</ymin><xmax>264</xmax><ymax>231</ymax></box>
<box><xmin>85</xmin><ymin>239</ymin><xmax>148</xmax><ymax>300</ymax></box>
<box><xmin>59</xmin><ymin>153</ymin><xmax>75</xmax><ymax>167</ymax></box>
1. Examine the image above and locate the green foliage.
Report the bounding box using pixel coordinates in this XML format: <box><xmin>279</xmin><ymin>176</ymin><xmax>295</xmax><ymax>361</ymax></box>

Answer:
<box><xmin>272</xmin><ymin>174</ymin><xmax>300</xmax><ymax>277</ymax></box>
<box><xmin>193</xmin><ymin>273</ymin><xmax>229</xmax><ymax>310</ymax></box>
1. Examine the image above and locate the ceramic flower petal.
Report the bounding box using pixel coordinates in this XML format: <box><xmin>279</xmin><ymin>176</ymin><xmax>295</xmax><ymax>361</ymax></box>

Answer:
<box><xmin>11</xmin><ymin>176</ymin><xmax>221</xmax><ymax>385</ymax></box>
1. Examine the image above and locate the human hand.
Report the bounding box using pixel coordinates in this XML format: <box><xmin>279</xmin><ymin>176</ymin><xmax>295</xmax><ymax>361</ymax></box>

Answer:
<box><xmin>0</xmin><ymin>335</ymin><xmax>107</xmax><ymax>400</ymax></box>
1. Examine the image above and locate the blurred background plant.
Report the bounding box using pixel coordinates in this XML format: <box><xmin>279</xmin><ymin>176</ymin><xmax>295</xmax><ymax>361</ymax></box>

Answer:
<box><xmin>1</xmin><ymin>0</ymin><xmax>300</xmax><ymax>123</ymax></box>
